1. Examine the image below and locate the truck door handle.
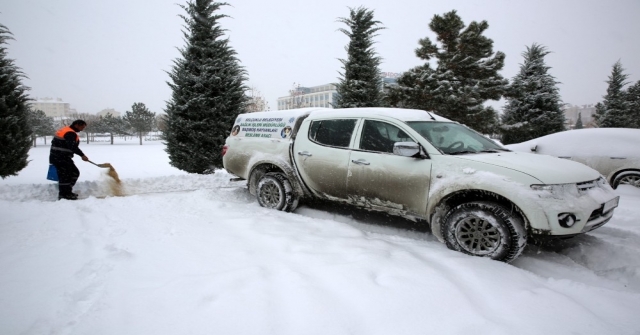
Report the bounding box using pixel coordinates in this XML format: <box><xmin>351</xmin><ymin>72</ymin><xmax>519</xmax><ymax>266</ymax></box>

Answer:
<box><xmin>351</xmin><ymin>159</ymin><xmax>370</xmax><ymax>165</ymax></box>
<box><xmin>298</xmin><ymin>151</ymin><xmax>312</xmax><ymax>157</ymax></box>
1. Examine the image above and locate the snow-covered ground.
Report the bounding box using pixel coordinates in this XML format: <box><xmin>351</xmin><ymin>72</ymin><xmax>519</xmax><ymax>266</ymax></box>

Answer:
<box><xmin>1</xmin><ymin>139</ymin><xmax>640</xmax><ymax>335</ymax></box>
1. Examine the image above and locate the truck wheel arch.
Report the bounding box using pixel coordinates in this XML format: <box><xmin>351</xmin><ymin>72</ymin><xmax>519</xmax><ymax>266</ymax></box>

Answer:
<box><xmin>248</xmin><ymin>162</ymin><xmax>305</xmax><ymax>200</ymax></box>
<box><xmin>429</xmin><ymin>189</ymin><xmax>529</xmax><ymax>244</ymax></box>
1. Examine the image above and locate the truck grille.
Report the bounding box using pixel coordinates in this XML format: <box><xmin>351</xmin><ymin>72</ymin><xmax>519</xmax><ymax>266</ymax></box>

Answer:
<box><xmin>581</xmin><ymin>204</ymin><xmax>614</xmax><ymax>233</ymax></box>
<box><xmin>588</xmin><ymin>207</ymin><xmax>603</xmax><ymax>221</ymax></box>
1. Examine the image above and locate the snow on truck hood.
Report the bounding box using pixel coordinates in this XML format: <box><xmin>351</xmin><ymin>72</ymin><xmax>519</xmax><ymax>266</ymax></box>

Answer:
<box><xmin>454</xmin><ymin>151</ymin><xmax>601</xmax><ymax>184</ymax></box>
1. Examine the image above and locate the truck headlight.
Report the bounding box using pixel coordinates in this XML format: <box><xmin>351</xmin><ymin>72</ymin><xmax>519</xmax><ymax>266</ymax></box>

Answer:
<box><xmin>530</xmin><ymin>184</ymin><xmax>555</xmax><ymax>191</ymax></box>
<box><xmin>530</xmin><ymin>183</ymin><xmax>579</xmax><ymax>198</ymax></box>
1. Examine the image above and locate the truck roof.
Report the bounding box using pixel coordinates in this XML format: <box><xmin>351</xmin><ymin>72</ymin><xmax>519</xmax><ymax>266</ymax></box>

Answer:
<box><xmin>309</xmin><ymin>107</ymin><xmax>452</xmax><ymax>122</ymax></box>
<box><xmin>239</xmin><ymin>107</ymin><xmax>452</xmax><ymax>123</ymax></box>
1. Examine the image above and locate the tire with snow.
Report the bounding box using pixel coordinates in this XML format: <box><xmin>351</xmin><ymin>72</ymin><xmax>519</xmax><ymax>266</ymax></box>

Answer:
<box><xmin>256</xmin><ymin>172</ymin><xmax>298</xmax><ymax>212</ymax></box>
<box><xmin>612</xmin><ymin>171</ymin><xmax>640</xmax><ymax>189</ymax></box>
<box><xmin>441</xmin><ymin>201</ymin><xmax>527</xmax><ymax>263</ymax></box>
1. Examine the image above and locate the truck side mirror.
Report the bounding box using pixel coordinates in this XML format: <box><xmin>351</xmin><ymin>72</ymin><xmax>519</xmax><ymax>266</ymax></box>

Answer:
<box><xmin>530</xmin><ymin>145</ymin><xmax>537</xmax><ymax>152</ymax></box>
<box><xmin>393</xmin><ymin>142</ymin><xmax>421</xmax><ymax>157</ymax></box>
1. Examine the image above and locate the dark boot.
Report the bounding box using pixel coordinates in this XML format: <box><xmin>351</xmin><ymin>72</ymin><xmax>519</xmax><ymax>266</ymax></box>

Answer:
<box><xmin>58</xmin><ymin>193</ymin><xmax>78</xmax><ymax>200</ymax></box>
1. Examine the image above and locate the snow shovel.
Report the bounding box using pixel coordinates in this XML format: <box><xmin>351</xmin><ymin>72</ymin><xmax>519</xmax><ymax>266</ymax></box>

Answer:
<box><xmin>88</xmin><ymin>160</ymin><xmax>112</xmax><ymax>168</ymax></box>
<box><xmin>89</xmin><ymin>160</ymin><xmax>121</xmax><ymax>185</ymax></box>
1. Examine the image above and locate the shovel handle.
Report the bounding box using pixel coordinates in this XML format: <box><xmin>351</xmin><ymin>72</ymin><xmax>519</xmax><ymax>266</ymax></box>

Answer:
<box><xmin>87</xmin><ymin>160</ymin><xmax>106</xmax><ymax>167</ymax></box>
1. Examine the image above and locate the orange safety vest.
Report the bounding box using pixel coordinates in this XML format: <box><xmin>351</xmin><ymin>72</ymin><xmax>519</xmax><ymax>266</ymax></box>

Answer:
<box><xmin>54</xmin><ymin>126</ymin><xmax>79</xmax><ymax>143</ymax></box>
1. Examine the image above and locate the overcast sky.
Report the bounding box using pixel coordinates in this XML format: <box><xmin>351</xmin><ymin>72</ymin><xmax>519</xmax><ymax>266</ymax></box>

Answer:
<box><xmin>2</xmin><ymin>0</ymin><xmax>639</xmax><ymax>115</ymax></box>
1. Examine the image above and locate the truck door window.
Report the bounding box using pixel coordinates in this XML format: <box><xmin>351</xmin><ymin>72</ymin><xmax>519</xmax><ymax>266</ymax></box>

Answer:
<box><xmin>360</xmin><ymin>120</ymin><xmax>415</xmax><ymax>153</ymax></box>
<box><xmin>308</xmin><ymin>119</ymin><xmax>357</xmax><ymax>148</ymax></box>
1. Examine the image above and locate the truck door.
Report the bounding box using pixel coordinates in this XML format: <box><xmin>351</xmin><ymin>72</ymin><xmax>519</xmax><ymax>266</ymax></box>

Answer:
<box><xmin>346</xmin><ymin>119</ymin><xmax>432</xmax><ymax>217</ymax></box>
<box><xmin>293</xmin><ymin>118</ymin><xmax>358</xmax><ymax>200</ymax></box>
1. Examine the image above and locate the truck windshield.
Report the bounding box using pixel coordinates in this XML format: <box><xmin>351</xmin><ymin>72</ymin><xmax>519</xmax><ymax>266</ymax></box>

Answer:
<box><xmin>407</xmin><ymin>121</ymin><xmax>507</xmax><ymax>155</ymax></box>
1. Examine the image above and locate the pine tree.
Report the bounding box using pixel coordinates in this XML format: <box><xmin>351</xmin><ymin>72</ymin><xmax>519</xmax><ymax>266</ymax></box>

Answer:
<box><xmin>386</xmin><ymin>10</ymin><xmax>507</xmax><ymax>134</ymax></box>
<box><xmin>164</xmin><ymin>0</ymin><xmax>247</xmax><ymax>174</ymax></box>
<box><xmin>594</xmin><ymin>102</ymin><xmax>604</xmax><ymax>126</ymax></box>
<box><xmin>94</xmin><ymin>112</ymin><xmax>129</xmax><ymax>145</ymax></box>
<box><xmin>574</xmin><ymin>112</ymin><xmax>583</xmax><ymax>129</ymax></box>
<box><xmin>0</xmin><ymin>24</ymin><xmax>32</xmax><ymax>178</ymax></box>
<box><xmin>28</xmin><ymin>109</ymin><xmax>55</xmax><ymax>147</ymax></box>
<box><xmin>124</xmin><ymin>102</ymin><xmax>155</xmax><ymax>145</ymax></box>
<box><xmin>594</xmin><ymin>61</ymin><xmax>629</xmax><ymax>128</ymax></box>
<box><xmin>625</xmin><ymin>80</ymin><xmax>640</xmax><ymax>128</ymax></box>
<box><xmin>500</xmin><ymin>44</ymin><xmax>565</xmax><ymax>144</ymax></box>
<box><xmin>334</xmin><ymin>7</ymin><xmax>385</xmax><ymax>108</ymax></box>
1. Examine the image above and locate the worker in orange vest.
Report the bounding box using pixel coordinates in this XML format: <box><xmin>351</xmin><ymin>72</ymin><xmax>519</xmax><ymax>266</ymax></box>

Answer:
<box><xmin>49</xmin><ymin>120</ymin><xmax>90</xmax><ymax>200</ymax></box>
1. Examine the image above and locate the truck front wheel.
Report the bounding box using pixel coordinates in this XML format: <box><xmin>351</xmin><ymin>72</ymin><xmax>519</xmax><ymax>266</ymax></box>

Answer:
<box><xmin>442</xmin><ymin>201</ymin><xmax>527</xmax><ymax>263</ymax></box>
<box><xmin>256</xmin><ymin>172</ymin><xmax>298</xmax><ymax>212</ymax></box>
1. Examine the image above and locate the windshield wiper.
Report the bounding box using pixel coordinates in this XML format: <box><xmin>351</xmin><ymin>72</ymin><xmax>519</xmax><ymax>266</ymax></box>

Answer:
<box><xmin>475</xmin><ymin>148</ymin><xmax>511</xmax><ymax>153</ymax></box>
<box><xmin>448</xmin><ymin>150</ymin><xmax>478</xmax><ymax>155</ymax></box>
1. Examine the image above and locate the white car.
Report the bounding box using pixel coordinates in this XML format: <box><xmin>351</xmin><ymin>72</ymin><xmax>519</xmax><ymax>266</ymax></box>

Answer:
<box><xmin>223</xmin><ymin>108</ymin><xmax>621</xmax><ymax>262</ymax></box>
<box><xmin>506</xmin><ymin>128</ymin><xmax>640</xmax><ymax>189</ymax></box>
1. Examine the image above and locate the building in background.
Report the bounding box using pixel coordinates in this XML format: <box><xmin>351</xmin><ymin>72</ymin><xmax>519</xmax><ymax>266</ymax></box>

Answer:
<box><xmin>277</xmin><ymin>84</ymin><xmax>337</xmax><ymax>110</ymax></box>
<box><xmin>564</xmin><ymin>104</ymin><xmax>596</xmax><ymax>129</ymax></box>
<box><xmin>381</xmin><ymin>72</ymin><xmax>400</xmax><ymax>90</ymax></box>
<box><xmin>96</xmin><ymin>108</ymin><xmax>121</xmax><ymax>118</ymax></box>
<box><xmin>29</xmin><ymin>97</ymin><xmax>77</xmax><ymax>120</ymax></box>
<box><xmin>276</xmin><ymin>73</ymin><xmax>401</xmax><ymax>111</ymax></box>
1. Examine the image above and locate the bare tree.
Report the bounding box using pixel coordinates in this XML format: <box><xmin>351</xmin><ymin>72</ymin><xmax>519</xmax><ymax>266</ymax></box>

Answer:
<box><xmin>155</xmin><ymin>114</ymin><xmax>167</xmax><ymax>132</ymax></box>
<box><xmin>246</xmin><ymin>86</ymin><xmax>270</xmax><ymax>112</ymax></box>
<box><xmin>284</xmin><ymin>82</ymin><xmax>309</xmax><ymax>109</ymax></box>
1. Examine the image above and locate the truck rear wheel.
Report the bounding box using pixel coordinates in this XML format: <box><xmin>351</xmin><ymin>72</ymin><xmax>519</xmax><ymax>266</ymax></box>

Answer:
<box><xmin>256</xmin><ymin>172</ymin><xmax>298</xmax><ymax>212</ymax></box>
<box><xmin>442</xmin><ymin>201</ymin><xmax>527</xmax><ymax>263</ymax></box>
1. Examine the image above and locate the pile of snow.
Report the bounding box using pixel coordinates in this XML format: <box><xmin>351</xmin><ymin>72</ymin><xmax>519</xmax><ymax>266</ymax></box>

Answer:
<box><xmin>1</xmin><ymin>139</ymin><xmax>640</xmax><ymax>334</ymax></box>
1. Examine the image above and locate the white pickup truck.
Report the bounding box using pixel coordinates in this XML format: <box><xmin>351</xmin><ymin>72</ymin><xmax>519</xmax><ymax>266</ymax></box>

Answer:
<box><xmin>222</xmin><ymin>107</ymin><xmax>619</xmax><ymax>262</ymax></box>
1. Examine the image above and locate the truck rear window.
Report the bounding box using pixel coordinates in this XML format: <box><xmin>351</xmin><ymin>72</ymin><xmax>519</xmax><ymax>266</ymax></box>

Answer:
<box><xmin>309</xmin><ymin>119</ymin><xmax>357</xmax><ymax>148</ymax></box>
